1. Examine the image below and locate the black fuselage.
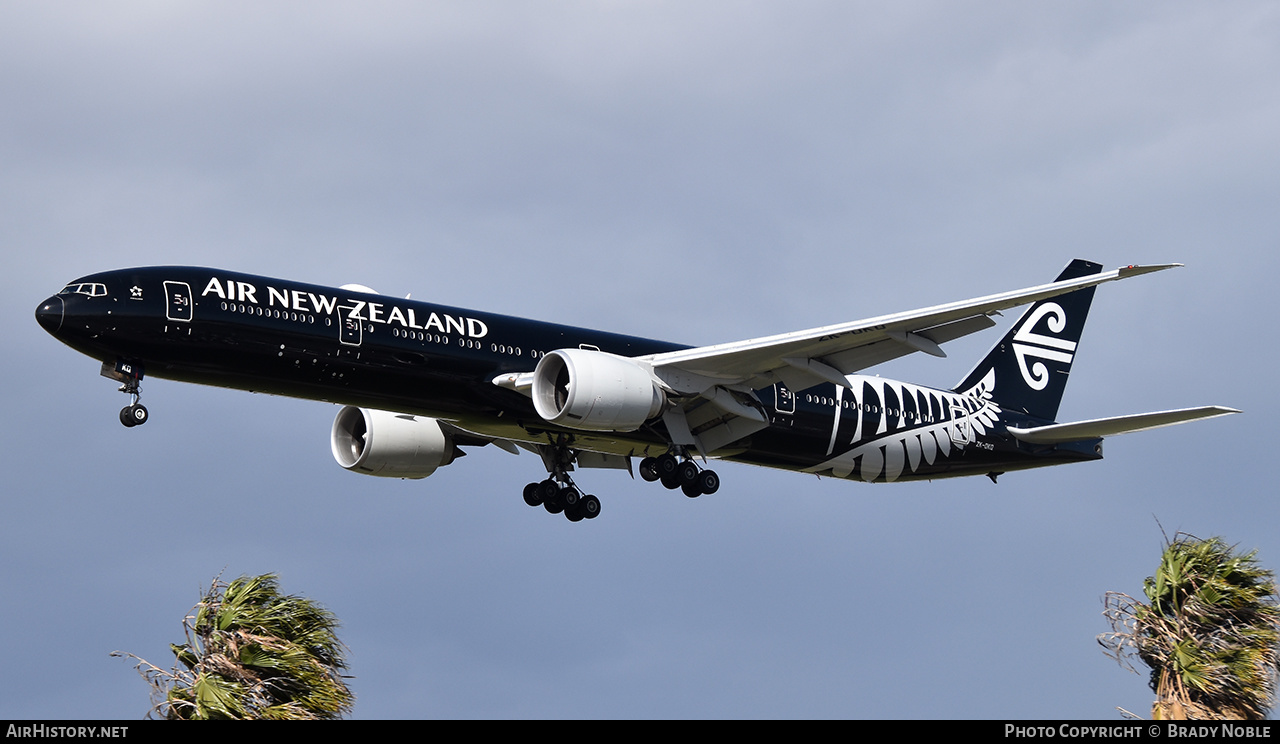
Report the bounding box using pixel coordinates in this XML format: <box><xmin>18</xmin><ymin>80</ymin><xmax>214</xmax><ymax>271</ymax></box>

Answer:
<box><xmin>36</xmin><ymin>266</ymin><xmax>1099</xmax><ymax>483</ymax></box>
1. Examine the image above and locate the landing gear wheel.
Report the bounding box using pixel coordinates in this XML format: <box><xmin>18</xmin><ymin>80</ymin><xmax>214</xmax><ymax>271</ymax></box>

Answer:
<box><xmin>660</xmin><ymin>472</ymin><xmax>680</xmax><ymax>490</ymax></box>
<box><xmin>580</xmin><ymin>494</ymin><xmax>600</xmax><ymax>519</ymax></box>
<box><xmin>119</xmin><ymin>404</ymin><xmax>148</xmax><ymax>427</ymax></box>
<box><xmin>543</xmin><ymin>494</ymin><xmax>565</xmax><ymax>515</ymax></box>
<box><xmin>639</xmin><ymin>457</ymin><xmax>660</xmax><ymax>482</ymax></box>
<box><xmin>542</xmin><ymin>479</ymin><xmax>566</xmax><ymax>514</ymax></box>
<box><xmin>565</xmin><ymin>506</ymin><xmax>585</xmax><ymax>522</ymax></box>
<box><xmin>559</xmin><ymin>486</ymin><xmax>581</xmax><ymax>509</ymax></box>
<box><xmin>523</xmin><ymin>482</ymin><xmax>543</xmax><ymax>507</ymax></box>
<box><xmin>537</xmin><ymin>479</ymin><xmax>560</xmax><ymax>504</ymax></box>
<box><xmin>655</xmin><ymin>454</ymin><xmax>679</xmax><ymax>480</ymax></box>
<box><xmin>696</xmin><ymin>469</ymin><xmax>720</xmax><ymax>495</ymax></box>
<box><xmin>677</xmin><ymin>460</ymin><xmax>700</xmax><ymax>486</ymax></box>
<box><xmin>682</xmin><ymin>481</ymin><xmax>703</xmax><ymax>498</ymax></box>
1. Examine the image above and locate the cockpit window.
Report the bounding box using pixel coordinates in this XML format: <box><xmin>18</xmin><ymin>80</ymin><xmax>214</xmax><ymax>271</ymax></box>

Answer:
<box><xmin>59</xmin><ymin>283</ymin><xmax>108</xmax><ymax>297</ymax></box>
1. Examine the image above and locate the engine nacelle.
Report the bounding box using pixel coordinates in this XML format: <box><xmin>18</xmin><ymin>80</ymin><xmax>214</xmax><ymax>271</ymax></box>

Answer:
<box><xmin>331</xmin><ymin>407</ymin><xmax>458</xmax><ymax>479</ymax></box>
<box><xmin>532</xmin><ymin>348</ymin><xmax>665</xmax><ymax>431</ymax></box>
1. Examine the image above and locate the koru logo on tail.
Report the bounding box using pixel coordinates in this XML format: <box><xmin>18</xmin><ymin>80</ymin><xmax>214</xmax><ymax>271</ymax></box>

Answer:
<box><xmin>1012</xmin><ymin>303</ymin><xmax>1075</xmax><ymax>390</ymax></box>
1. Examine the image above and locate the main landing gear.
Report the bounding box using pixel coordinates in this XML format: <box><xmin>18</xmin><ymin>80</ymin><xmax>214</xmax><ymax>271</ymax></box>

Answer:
<box><xmin>639</xmin><ymin>452</ymin><xmax>720</xmax><ymax>498</ymax></box>
<box><xmin>522</xmin><ymin>434</ymin><xmax>601</xmax><ymax>523</ymax></box>
<box><xmin>522</xmin><ymin>478</ymin><xmax>601</xmax><ymax>522</ymax></box>
<box><xmin>520</xmin><ymin>438</ymin><xmax>721</xmax><ymax>522</ymax></box>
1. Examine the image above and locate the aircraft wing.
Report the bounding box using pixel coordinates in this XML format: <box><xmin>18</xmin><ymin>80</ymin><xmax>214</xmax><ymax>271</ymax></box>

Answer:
<box><xmin>495</xmin><ymin>262</ymin><xmax>1182</xmax><ymax>455</ymax></box>
<box><xmin>1007</xmin><ymin>406</ymin><xmax>1240</xmax><ymax>444</ymax></box>
<box><xmin>639</xmin><ymin>263</ymin><xmax>1179</xmax><ymax>394</ymax></box>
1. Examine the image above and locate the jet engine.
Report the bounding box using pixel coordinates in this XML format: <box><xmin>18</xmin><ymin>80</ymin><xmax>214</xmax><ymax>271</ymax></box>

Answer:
<box><xmin>331</xmin><ymin>407</ymin><xmax>460</xmax><ymax>478</ymax></box>
<box><xmin>532</xmin><ymin>348</ymin><xmax>665</xmax><ymax>431</ymax></box>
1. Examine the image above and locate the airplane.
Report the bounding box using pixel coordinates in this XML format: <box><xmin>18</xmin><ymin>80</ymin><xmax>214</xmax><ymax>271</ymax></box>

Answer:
<box><xmin>35</xmin><ymin>259</ymin><xmax>1237</xmax><ymax>522</ymax></box>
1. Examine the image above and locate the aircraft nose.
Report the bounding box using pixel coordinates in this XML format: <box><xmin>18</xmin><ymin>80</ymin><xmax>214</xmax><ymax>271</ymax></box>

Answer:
<box><xmin>35</xmin><ymin>295</ymin><xmax>64</xmax><ymax>335</ymax></box>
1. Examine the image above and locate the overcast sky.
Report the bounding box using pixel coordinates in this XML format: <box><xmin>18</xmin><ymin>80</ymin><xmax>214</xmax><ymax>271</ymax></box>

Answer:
<box><xmin>3</xmin><ymin>1</ymin><xmax>1278</xmax><ymax>719</ymax></box>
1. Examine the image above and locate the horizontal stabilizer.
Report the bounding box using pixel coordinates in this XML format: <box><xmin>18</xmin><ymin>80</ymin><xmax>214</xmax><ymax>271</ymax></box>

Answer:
<box><xmin>1007</xmin><ymin>406</ymin><xmax>1240</xmax><ymax>444</ymax></box>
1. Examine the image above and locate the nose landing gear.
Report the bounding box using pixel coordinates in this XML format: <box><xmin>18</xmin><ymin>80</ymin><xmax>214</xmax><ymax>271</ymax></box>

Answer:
<box><xmin>103</xmin><ymin>359</ymin><xmax>148</xmax><ymax>427</ymax></box>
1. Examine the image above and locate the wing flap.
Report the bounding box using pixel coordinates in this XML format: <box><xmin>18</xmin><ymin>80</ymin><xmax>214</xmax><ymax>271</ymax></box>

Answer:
<box><xmin>1007</xmin><ymin>406</ymin><xmax>1240</xmax><ymax>444</ymax></box>
<box><xmin>819</xmin><ymin>314</ymin><xmax>998</xmax><ymax>378</ymax></box>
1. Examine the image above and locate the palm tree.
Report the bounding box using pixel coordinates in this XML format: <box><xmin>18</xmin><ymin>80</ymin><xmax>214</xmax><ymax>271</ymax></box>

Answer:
<box><xmin>115</xmin><ymin>573</ymin><xmax>354</xmax><ymax>719</ymax></box>
<box><xmin>1099</xmin><ymin>533</ymin><xmax>1280</xmax><ymax>720</ymax></box>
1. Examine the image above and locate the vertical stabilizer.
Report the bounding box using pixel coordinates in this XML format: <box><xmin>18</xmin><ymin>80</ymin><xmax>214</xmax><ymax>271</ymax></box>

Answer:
<box><xmin>952</xmin><ymin>260</ymin><xmax>1102</xmax><ymax>421</ymax></box>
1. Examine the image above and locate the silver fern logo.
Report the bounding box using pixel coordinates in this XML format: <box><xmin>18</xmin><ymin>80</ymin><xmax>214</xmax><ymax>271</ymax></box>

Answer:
<box><xmin>1012</xmin><ymin>303</ymin><xmax>1075</xmax><ymax>390</ymax></box>
<box><xmin>803</xmin><ymin>369</ymin><xmax>1002</xmax><ymax>483</ymax></box>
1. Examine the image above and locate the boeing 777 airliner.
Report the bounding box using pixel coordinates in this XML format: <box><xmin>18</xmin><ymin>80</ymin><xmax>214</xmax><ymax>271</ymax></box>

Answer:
<box><xmin>35</xmin><ymin>260</ymin><xmax>1237</xmax><ymax>522</ymax></box>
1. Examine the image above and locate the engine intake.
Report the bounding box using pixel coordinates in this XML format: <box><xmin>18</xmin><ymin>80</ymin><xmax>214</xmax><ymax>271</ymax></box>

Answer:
<box><xmin>532</xmin><ymin>348</ymin><xmax>665</xmax><ymax>431</ymax></box>
<box><xmin>331</xmin><ymin>407</ymin><xmax>458</xmax><ymax>479</ymax></box>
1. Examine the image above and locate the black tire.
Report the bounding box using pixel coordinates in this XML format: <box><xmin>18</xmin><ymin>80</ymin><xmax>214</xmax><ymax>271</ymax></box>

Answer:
<box><xmin>656</xmin><ymin>454</ymin><xmax>679</xmax><ymax>479</ymax></box>
<box><xmin>660</xmin><ymin>472</ymin><xmax>680</xmax><ymax>490</ymax></box>
<box><xmin>581</xmin><ymin>495</ymin><xmax>601</xmax><ymax>519</ymax></box>
<box><xmin>131</xmin><ymin>404</ymin><xmax>148</xmax><ymax>425</ymax></box>
<box><xmin>120</xmin><ymin>406</ymin><xmax>137</xmax><ymax>427</ymax></box>
<box><xmin>523</xmin><ymin>482</ymin><xmax>542</xmax><ymax>507</ymax></box>
<box><xmin>696</xmin><ymin>469</ymin><xmax>720</xmax><ymax>495</ymax></box>
<box><xmin>560</xmin><ymin>486</ymin><xmax>580</xmax><ymax>508</ymax></box>
<box><xmin>682</xmin><ymin>481</ymin><xmax>702</xmax><ymax>498</ymax></box>
<box><xmin>565</xmin><ymin>506</ymin><xmax>584</xmax><ymax>522</ymax></box>
<box><xmin>542</xmin><ymin>480</ymin><xmax>565</xmax><ymax>514</ymax></box>
<box><xmin>639</xmin><ymin>457</ymin><xmax>660</xmax><ymax>482</ymax></box>
<box><xmin>677</xmin><ymin>460</ymin><xmax>700</xmax><ymax>486</ymax></box>
<box><xmin>537</xmin><ymin>479</ymin><xmax>560</xmax><ymax>503</ymax></box>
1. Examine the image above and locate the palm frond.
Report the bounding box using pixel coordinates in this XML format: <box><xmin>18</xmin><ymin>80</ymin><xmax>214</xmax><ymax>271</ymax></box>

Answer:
<box><xmin>1100</xmin><ymin>533</ymin><xmax>1280</xmax><ymax>720</ymax></box>
<box><xmin>116</xmin><ymin>573</ymin><xmax>354</xmax><ymax>719</ymax></box>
